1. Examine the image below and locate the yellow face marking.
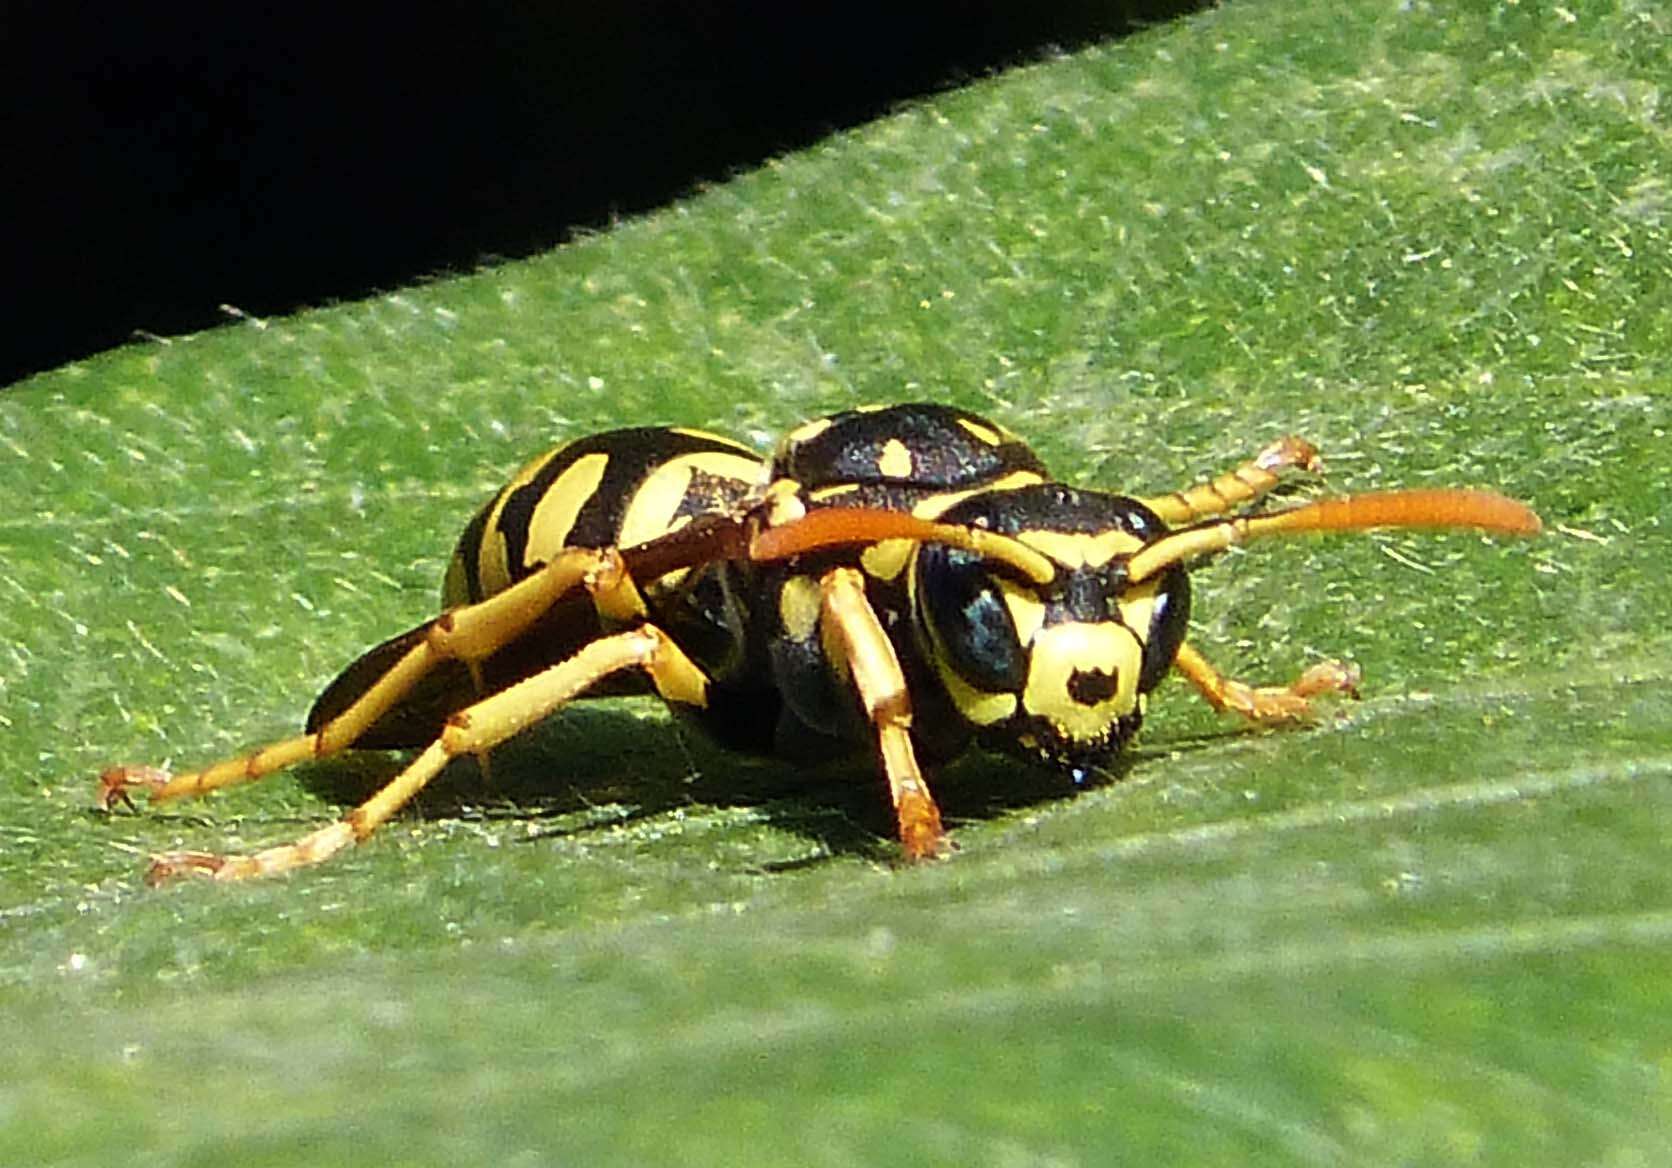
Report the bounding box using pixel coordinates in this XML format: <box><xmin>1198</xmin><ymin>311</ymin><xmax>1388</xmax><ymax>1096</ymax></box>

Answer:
<box><xmin>1016</xmin><ymin>528</ymin><xmax>1145</xmax><ymax>569</ymax></box>
<box><xmin>1000</xmin><ymin>581</ymin><xmax>1046</xmax><ymax>647</ymax></box>
<box><xmin>1022</xmin><ymin>621</ymin><xmax>1142</xmax><ymax>743</ymax></box>
<box><xmin>935</xmin><ymin>657</ymin><xmax>1019</xmax><ymax>726</ymax></box>
<box><xmin>1094</xmin><ymin>528</ymin><xmax>1147</xmax><ymax>563</ymax></box>
<box><xmin>878</xmin><ymin>438</ymin><xmax>914</xmax><ymax>479</ymax></box>
<box><xmin>956</xmin><ymin>417</ymin><xmax>1004</xmax><ymax>446</ymax></box>
<box><xmin>860</xmin><ymin>538</ymin><xmax>914</xmax><ymax>582</ymax></box>
<box><xmin>910</xmin><ymin>470</ymin><xmax>1046</xmax><ymax>519</ymax></box>
<box><xmin>1114</xmin><ymin>578</ymin><xmax>1163</xmax><ymax>648</ymax></box>
<box><xmin>809</xmin><ymin>482</ymin><xmax>863</xmax><ymax>503</ymax></box>
<box><xmin>523</xmin><ymin>452</ymin><xmax>610</xmax><ymax>569</ymax></box>
<box><xmin>778</xmin><ymin>574</ymin><xmax>823</xmax><ymax>643</ymax></box>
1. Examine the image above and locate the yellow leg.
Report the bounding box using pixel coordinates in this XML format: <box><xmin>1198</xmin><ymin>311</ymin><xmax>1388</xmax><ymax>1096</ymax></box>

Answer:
<box><xmin>100</xmin><ymin>546</ymin><xmax>645</xmax><ymax>810</ymax></box>
<box><xmin>1140</xmin><ymin>436</ymin><xmax>1321</xmax><ymax>525</ymax></box>
<box><xmin>146</xmin><ymin>624</ymin><xmax>711</xmax><ymax>883</ymax></box>
<box><xmin>1171</xmin><ymin>641</ymin><xmax>1360</xmax><ymax>724</ymax></box>
<box><xmin>817</xmin><ymin>567</ymin><xmax>945</xmax><ymax>860</ymax></box>
<box><xmin>464</xmin><ymin>656</ymin><xmax>495</xmax><ymax>784</ymax></box>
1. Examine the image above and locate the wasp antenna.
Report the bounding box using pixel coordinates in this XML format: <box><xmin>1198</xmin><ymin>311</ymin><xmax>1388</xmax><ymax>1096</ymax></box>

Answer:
<box><xmin>752</xmin><ymin>507</ymin><xmax>1056</xmax><ymax>585</ymax></box>
<box><xmin>1246</xmin><ymin>489</ymin><xmax>1542</xmax><ymax>538</ymax></box>
<box><xmin>1127</xmin><ymin>488</ymin><xmax>1541</xmax><ymax>583</ymax></box>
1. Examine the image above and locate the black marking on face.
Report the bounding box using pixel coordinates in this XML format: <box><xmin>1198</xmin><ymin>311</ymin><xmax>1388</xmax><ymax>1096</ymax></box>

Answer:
<box><xmin>1066</xmin><ymin>666</ymin><xmax>1120</xmax><ymax>707</ymax></box>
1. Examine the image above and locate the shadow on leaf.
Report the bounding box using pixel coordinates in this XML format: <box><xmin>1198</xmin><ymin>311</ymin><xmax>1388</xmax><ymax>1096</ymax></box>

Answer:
<box><xmin>280</xmin><ymin>700</ymin><xmax>1245</xmax><ymax>865</ymax></box>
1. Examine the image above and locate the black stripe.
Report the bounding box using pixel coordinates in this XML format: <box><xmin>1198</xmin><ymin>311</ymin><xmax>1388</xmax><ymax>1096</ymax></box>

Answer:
<box><xmin>450</xmin><ymin>496</ymin><xmax>495</xmax><ymax>603</ymax></box>
<box><xmin>493</xmin><ymin>428</ymin><xmax>761</xmax><ymax>583</ymax></box>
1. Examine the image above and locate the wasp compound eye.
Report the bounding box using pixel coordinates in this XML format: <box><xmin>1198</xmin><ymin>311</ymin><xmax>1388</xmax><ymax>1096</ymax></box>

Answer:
<box><xmin>1137</xmin><ymin>565</ymin><xmax>1191</xmax><ymax>695</ymax></box>
<box><xmin>916</xmin><ymin>544</ymin><xmax>1027</xmax><ymax>695</ymax></box>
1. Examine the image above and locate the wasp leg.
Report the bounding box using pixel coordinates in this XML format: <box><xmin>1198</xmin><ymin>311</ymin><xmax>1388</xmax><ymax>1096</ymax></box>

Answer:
<box><xmin>145</xmin><ymin>624</ymin><xmax>710</xmax><ymax>883</ymax></box>
<box><xmin>1170</xmin><ymin>641</ymin><xmax>1360</xmax><ymax>724</ymax></box>
<box><xmin>101</xmin><ymin>546</ymin><xmax>646</xmax><ymax>810</ymax></box>
<box><xmin>1140</xmin><ymin>436</ymin><xmax>1321</xmax><ymax>525</ymax></box>
<box><xmin>462</xmin><ymin>657</ymin><xmax>498</xmax><ymax>787</ymax></box>
<box><xmin>817</xmin><ymin>567</ymin><xmax>946</xmax><ymax>860</ymax></box>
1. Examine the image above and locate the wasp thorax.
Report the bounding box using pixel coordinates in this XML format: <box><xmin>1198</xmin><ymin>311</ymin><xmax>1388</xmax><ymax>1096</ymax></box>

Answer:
<box><xmin>912</xmin><ymin>484</ymin><xmax>1191</xmax><ymax>774</ymax></box>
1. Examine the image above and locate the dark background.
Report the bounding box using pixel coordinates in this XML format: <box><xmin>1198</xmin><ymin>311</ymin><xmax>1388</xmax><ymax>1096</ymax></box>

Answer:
<box><xmin>4</xmin><ymin>2</ymin><xmax>1202</xmax><ymax>387</ymax></box>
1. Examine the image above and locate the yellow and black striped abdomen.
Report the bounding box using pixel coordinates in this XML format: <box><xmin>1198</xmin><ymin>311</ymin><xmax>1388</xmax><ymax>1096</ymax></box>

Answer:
<box><xmin>443</xmin><ymin>427</ymin><xmax>765</xmax><ymax>607</ymax></box>
<box><xmin>307</xmin><ymin>427</ymin><xmax>765</xmax><ymax>749</ymax></box>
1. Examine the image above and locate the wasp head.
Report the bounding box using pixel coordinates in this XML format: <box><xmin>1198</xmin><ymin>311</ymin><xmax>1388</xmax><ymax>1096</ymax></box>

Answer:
<box><xmin>911</xmin><ymin>484</ymin><xmax>1190</xmax><ymax>780</ymax></box>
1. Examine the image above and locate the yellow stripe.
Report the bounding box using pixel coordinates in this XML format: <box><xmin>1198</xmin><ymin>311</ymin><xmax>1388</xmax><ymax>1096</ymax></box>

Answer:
<box><xmin>619</xmin><ymin>460</ymin><xmax>693</xmax><ymax>550</ymax></box>
<box><xmin>442</xmin><ymin>551</ymin><xmax>470</xmax><ymax>608</ymax></box>
<box><xmin>778</xmin><ymin>574</ymin><xmax>823</xmax><ymax>642</ymax></box>
<box><xmin>782</xmin><ymin>417</ymin><xmax>833</xmax><ymax>447</ymax></box>
<box><xmin>524</xmin><ymin>452</ymin><xmax>610</xmax><ymax>569</ymax></box>
<box><xmin>668</xmin><ymin>427</ymin><xmax>759</xmax><ymax>455</ymax></box>
<box><xmin>475</xmin><ymin>446</ymin><xmax>565</xmax><ymax>597</ymax></box>
<box><xmin>1016</xmin><ymin>528</ymin><xmax>1144</xmax><ymax>569</ymax></box>
<box><xmin>935</xmin><ymin>658</ymin><xmax>1018</xmax><ymax>726</ymax></box>
<box><xmin>618</xmin><ymin>450</ymin><xmax>762</xmax><ymax>549</ymax></box>
<box><xmin>909</xmin><ymin>470</ymin><xmax>1045</xmax><ymax>519</ymax></box>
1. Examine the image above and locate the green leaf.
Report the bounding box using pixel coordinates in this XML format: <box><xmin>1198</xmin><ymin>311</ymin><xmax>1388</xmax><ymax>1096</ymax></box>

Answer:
<box><xmin>4</xmin><ymin>1</ymin><xmax>1670</xmax><ymax>1162</ymax></box>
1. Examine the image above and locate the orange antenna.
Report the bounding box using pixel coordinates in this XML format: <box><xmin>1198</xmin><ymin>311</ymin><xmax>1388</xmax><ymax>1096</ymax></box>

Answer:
<box><xmin>751</xmin><ymin>507</ymin><xmax>1056</xmax><ymax>584</ymax></box>
<box><xmin>1126</xmin><ymin>488</ymin><xmax>1541</xmax><ymax>584</ymax></box>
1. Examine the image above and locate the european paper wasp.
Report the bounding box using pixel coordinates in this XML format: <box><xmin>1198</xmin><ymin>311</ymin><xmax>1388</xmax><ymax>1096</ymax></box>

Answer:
<box><xmin>99</xmin><ymin>403</ymin><xmax>1541</xmax><ymax>881</ymax></box>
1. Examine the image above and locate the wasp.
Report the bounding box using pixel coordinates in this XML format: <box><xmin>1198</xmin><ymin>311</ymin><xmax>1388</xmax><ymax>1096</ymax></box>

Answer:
<box><xmin>99</xmin><ymin>403</ymin><xmax>1541</xmax><ymax>882</ymax></box>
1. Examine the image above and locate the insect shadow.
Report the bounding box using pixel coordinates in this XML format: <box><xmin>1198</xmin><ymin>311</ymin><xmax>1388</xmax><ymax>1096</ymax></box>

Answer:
<box><xmin>284</xmin><ymin>701</ymin><xmax>1225</xmax><ymax>866</ymax></box>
